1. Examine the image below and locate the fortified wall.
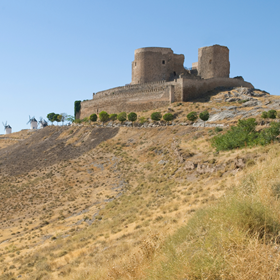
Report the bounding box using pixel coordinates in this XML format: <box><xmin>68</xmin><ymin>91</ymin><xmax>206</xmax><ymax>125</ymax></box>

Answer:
<box><xmin>78</xmin><ymin>45</ymin><xmax>253</xmax><ymax>119</ymax></box>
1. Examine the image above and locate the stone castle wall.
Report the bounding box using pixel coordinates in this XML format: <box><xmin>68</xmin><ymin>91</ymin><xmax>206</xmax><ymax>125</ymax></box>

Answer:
<box><xmin>182</xmin><ymin>77</ymin><xmax>253</xmax><ymax>101</ymax></box>
<box><xmin>78</xmin><ymin>77</ymin><xmax>253</xmax><ymax>119</ymax></box>
<box><xmin>79</xmin><ymin>80</ymin><xmax>180</xmax><ymax>119</ymax></box>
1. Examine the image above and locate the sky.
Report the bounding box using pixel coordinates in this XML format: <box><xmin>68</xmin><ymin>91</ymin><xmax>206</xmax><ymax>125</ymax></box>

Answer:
<box><xmin>1</xmin><ymin>0</ymin><xmax>280</xmax><ymax>133</ymax></box>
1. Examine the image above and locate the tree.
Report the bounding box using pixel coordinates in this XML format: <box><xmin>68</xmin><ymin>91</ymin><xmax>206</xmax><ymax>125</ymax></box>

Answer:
<box><xmin>261</xmin><ymin>111</ymin><xmax>268</xmax><ymax>119</ymax></box>
<box><xmin>163</xmin><ymin>113</ymin><xmax>174</xmax><ymax>124</ymax></box>
<box><xmin>128</xmin><ymin>112</ymin><xmax>137</xmax><ymax>126</ymax></box>
<box><xmin>89</xmin><ymin>113</ymin><xmax>97</xmax><ymax>122</ymax></box>
<box><xmin>117</xmin><ymin>112</ymin><xmax>127</xmax><ymax>123</ymax></box>
<box><xmin>187</xmin><ymin>111</ymin><xmax>198</xmax><ymax>122</ymax></box>
<box><xmin>268</xmin><ymin>110</ymin><xmax>277</xmax><ymax>119</ymax></box>
<box><xmin>151</xmin><ymin>112</ymin><xmax>162</xmax><ymax>122</ymax></box>
<box><xmin>99</xmin><ymin>111</ymin><xmax>109</xmax><ymax>125</ymax></box>
<box><xmin>61</xmin><ymin>113</ymin><xmax>67</xmax><ymax>125</ymax></box>
<box><xmin>199</xmin><ymin>110</ymin><xmax>209</xmax><ymax>127</ymax></box>
<box><xmin>74</xmin><ymin>101</ymin><xmax>81</xmax><ymax>120</ymax></box>
<box><xmin>66</xmin><ymin>115</ymin><xmax>75</xmax><ymax>123</ymax></box>
<box><xmin>109</xmin><ymin>114</ymin><xmax>118</xmax><ymax>122</ymax></box>
<box><xmin>47</xmin><ymin>112</ymin><xmax>56</xmax><ymax>125</ymax></box>
<box><xmin>54</xmin><ymin>114</ymin><xmax>62</xmax><ymax>125</ymax></box>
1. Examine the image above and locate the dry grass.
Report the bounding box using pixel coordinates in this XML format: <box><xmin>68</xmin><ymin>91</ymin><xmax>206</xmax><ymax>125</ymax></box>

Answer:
<box><xmin>1</xmin><ymin>107</ymin><xmax>280</xmax><ymax>279</ymax></box>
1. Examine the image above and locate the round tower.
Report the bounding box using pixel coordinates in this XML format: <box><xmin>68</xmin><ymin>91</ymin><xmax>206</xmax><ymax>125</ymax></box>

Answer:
<box><xmin>131</xmin><ymin>47</ymin><xmax>185</xmax><ymax>84</ymax></box>
<box><xmin>198</xmin><ymin>45</ymin><xmax>230</xmax><ymax>79</ymax></box>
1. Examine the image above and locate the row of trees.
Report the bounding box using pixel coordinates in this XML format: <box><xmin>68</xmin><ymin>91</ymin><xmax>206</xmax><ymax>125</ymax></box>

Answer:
<box><xmin>78</xmin><ymin>110</ymin><xmax>211</xmax><ymax>126</ymax></box>
<box><xmin>86</xmin><ymin>111</ymin><xmax>175</xmax><ymax>125</ymax></box>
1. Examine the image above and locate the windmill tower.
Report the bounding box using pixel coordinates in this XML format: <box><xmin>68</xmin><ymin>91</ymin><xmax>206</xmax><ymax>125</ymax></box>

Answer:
<box><xmin>38</xmin><ymin>117</ymin><xmax>48</xmax><ymax>129</ymax></box>
<box><xmin>27</xmin><ymin>116</ymin><xmax>38</xmax><ymax>130</ymax></box>
<box><xmin>2</xmin><ymin>122</ymin><xmax>12</xmax><ymax>134</ymax></box>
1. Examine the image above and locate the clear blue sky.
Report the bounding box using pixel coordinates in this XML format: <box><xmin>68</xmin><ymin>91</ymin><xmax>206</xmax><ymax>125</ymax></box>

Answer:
<box><xmin>1</xmin><ymin>0</ymin><xmax>279</xmax><ymax>132</ymax></box>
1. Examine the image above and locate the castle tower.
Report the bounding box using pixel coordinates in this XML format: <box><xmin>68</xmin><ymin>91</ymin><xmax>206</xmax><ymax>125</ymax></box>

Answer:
<box><xmin>131</xmin><ymin>47</ymin><xmax>185</xmax><ymax>84</ymax></box>
<box><xmin>198</xmin><ymin>45</ymin><xmax>230</xmax><ymax>79</ymax></box>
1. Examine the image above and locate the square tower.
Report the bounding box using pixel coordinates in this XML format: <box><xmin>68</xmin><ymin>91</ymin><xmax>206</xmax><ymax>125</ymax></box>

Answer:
<box><xmin>198</xmin><ymin>45</ymin><xmax>230</xmax><ymax>79</ymax></box>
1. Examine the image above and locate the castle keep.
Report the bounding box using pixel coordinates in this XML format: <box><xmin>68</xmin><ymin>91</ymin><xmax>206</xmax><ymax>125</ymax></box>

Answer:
<box><xmin>77</xmin><ymin>45</ymin><xmax>253</xmax><ymax>119</ymax></box>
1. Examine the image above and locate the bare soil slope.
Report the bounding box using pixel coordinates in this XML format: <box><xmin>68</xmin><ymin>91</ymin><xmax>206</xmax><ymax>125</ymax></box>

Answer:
<box><xmin>0</xmin><ymin>126</ymin><xmax>119</xmax><ymax>175</ymax></box>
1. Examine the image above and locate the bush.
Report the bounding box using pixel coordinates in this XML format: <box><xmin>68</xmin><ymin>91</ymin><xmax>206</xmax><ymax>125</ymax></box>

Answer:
<box><xmin>261</xmin><ymin>111</ymin><xmax>268</xmax><ymax>119</ymax></box>
<box><xmin>151</xmin><ymin>112</ymin><xmax>162</xmax><ymax>122</ymax></box>
<box><xmin>212</xmin><ymin>118</ymin><xmax>280</xmax><ymax>151</ymax></box>
<box><xmin>163</xmin><ymin>113</ymin><xmax>174</xmax><ymax>123</ymax></box>
<box><xmin>109</xmin><ymin>114</ymin><xmax>117</xmax><ymax>121</ymax></box>
<box><xmin>82</xmin><ymin>117</ymin><xmax>89</xmax><ymax>122</ymax></box>
<box><xmin>99</xmin><ymin>111</ymin><xmax>109</xmax><ymax>124</ymax></box>
<box><xmin>117</xmin><ymin>112</ymin><xmax>127</xmax><ymax>123</ymax></box>
<box><xmin>128</xmin><ymin>112</ymin><xmax>137</xmax><ymax>123</ymax></box>
<box><xmin>214</xmin><ymin>127</ymin><xmax>223</xmax><ymax>133</ymax></box>
<box><xmin>74</xmin><ymin>119</ymin><xmax>82</xmax><ymax>124</ymax></box>
<box><xmin>258</xmin><ymin>122</ymin><xmax>280</xmax><ymax>145</ymax></box>
<box><xmin>89</xmin><ymin>114</ymin><xmax>97</xmax><ymax>122</ymax></box>
<box><xmin>139</xmin><ymin>117</ymin><xmax>146</xmax><ymax>124</ymax></box>
<box><xmin>187</xmin><ymin>111</ymin><xmax>198</xmax><ymax>122</ymax></box>
<box><xmin>268</xmin><ymin>110</ymin><xmax>277</xmax><ymax>119</ymax></box>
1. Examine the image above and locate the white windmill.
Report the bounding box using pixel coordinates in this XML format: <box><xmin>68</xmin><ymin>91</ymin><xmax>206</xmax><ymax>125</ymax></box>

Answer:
<box><xmin>27</xmin><ymin>116</ymin><xmax>38</xmax><ymax>130</ymax></box>
<box><xmin>2</xmin><ymin>121</ymin><xmax>12</xmax><ymax>134</ymax></box>
<box><xmin>38</xmin><ymin>117</ymin><xmax>48</xmax><ymax>129</ymax></box>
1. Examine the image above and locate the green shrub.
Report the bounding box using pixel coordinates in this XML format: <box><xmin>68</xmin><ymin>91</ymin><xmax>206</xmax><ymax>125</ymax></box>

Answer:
<box><xmin>109</xmin><ymin>113</ymin><xmax>117</xmax><ymax>121</ymax></box>
<box><xmin>261</xmin><ymin>111</ymin><xmax>268</xmax><ymax>119</ymax></box>
<box><xmin>89</xmin><ymin>113</ymin><xmax>97</xmax><ymax>122</ymax></box>
<box><xmin>82</xmin><ymin>117</ymin><xmax>89</xmax><ymax>122</ymax></box>
<box><xmin>117</xmin><ymin>112</ymin><xmax>127</xmax><ymax>123</ymax></box>
<box><xmin>74</xmin><ymin>119</ymin><xmax>82</xmax><ymax>124</ymax></box>
<box><xmin>99</xmin><ymin>111</ymin><xmax>109</xmax><ymax>124</ymax></box>
<box><xmin>187</xmin><ymin>111</ymin><xmax>198</xmax><ymax>122</ymax></box>
<box><xmin>257</xmin><ymin>122</ymin><xmax>280</xmax><ymax>145</ymax></box>
<box><xmin>163</xmin><ymin>113</ymin><xmax>174</xmax><ymax>123</ymax></box>
<box><xmin>238</xmin><ymin>99</ymin><xmax>249</xmax><ymax>104</ymax></box>
<box><xmin>139</xmin><ymin>117</ymin><xmax>146</xmax><ymax>124</ymax></box>
<box><xmin>128</xmin><ymin>112</ymin><xmax>137</xmax><ymax>123</ymax></box>
<box><xmin>214</xmin><ymin>127</ymin><xmax>223</xmax><ymax>133</ymax></box>
<box><xmin>268</xmin><ymin>110</ymin><xmax>277</xmax><ymax>119</ymax></box>
<box><xmin>151</xmin><ymin>112</ymin><xmax>162</xmax><ymax>122</ymax></box>
<box><xmin>212</xmin><ymin>118</ymin><xmax>280</xmax><ymax>151</ymax></box>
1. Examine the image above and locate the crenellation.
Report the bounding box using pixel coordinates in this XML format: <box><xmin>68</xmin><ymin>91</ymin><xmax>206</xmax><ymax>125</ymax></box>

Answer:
<box><xmin>78</xmin><ymin>44</ymin><xmax>254</xmax><ymax>119</ymax></box>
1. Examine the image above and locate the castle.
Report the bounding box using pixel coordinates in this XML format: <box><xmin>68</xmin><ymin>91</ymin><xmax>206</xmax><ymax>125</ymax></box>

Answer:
<box><xmin>77</xmin><ymin>45</ymin><xmax>253</xmax><ymax>119</ymax></box>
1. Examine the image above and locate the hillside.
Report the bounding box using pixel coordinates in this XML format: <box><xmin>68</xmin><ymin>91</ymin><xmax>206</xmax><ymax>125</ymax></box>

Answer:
<box><xmin>1</xmin><ymin>87</ymin><xmax>280</xmax><ymax>280</ymax></box>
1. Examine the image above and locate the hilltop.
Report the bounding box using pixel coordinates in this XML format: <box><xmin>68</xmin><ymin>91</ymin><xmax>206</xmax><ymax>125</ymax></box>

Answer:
<box><xmin>1</xmin><ymin>87</ymin><xmax>280</xmax><ymax>279</ymax></box>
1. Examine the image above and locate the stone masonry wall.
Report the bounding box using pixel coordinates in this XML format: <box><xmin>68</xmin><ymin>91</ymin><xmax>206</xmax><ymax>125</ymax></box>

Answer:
<box><xmin>78</xmin><ymin>77</ymin><xmax>253</xmax><ymax>119</ymax></box>
<box><xmin>182</xmin><ymin>77</ymin><xmax>254</xmax><ymax>101</ymax></box>
<box><xmin>79</xmin><ymin>82</ymin><xmax>178</xmax><ymax>119</ymax></box>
